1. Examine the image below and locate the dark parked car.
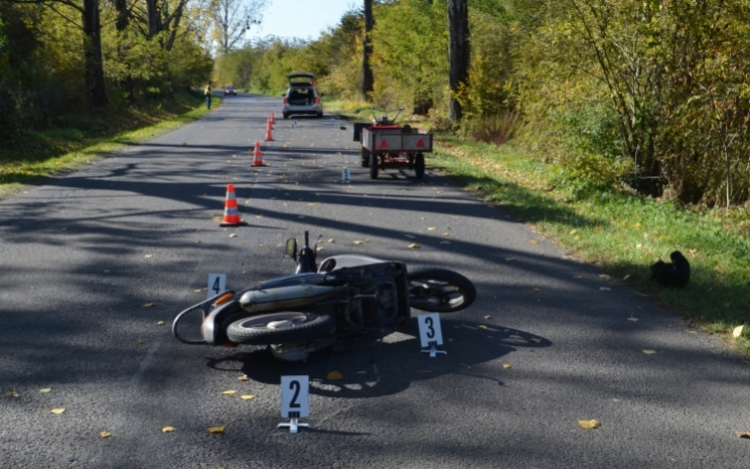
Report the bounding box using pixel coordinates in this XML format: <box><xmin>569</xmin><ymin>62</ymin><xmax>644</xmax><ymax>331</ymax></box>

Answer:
<box><xmin>224</xmin><ymin>86</ymin><xmax>237</xmax><ymax>96</ymax></box>
<box><xmin>282</xmin><ymin>72</ymin><xmax>323</xmax><ymax>118</ymax></box>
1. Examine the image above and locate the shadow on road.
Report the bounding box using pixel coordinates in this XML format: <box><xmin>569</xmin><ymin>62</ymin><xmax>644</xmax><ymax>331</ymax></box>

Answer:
<box><xmin>206</xmin><ymin>320</ymin><xmax>551</xmax><ymax>399</ymax></box>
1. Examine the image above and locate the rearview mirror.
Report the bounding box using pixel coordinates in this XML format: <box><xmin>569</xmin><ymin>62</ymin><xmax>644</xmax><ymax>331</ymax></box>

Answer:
<box><xmin>285</xmin><ymin>238</ymin><xmax>298</xmax><ymax>261</ymax></box>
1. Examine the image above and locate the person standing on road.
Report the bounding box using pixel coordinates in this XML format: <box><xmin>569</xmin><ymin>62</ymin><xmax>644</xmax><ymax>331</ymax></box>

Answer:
<box><xmin>204</xmin><ymin>81</ymin><xmax>212</xmax><ymax>109</ymax></box>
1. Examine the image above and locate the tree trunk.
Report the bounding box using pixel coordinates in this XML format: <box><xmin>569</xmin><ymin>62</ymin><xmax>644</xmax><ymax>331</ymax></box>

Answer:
<box><xmin>146</xmin><ymin>0</ymin><xmax>160</xmax><ymax>38</ymax></box>
<box><xmin>113</xmin><ymin>0</ymin><xmax>129</xmax><ymax>31</ymax></box>
<box><xmin>362</xmin><ymin>0</ymin><xmax>374</xmax><ymax>101</ymax></box>
<box><xmin>447</xmin><ymin>0</ymin><xmax>469</xmax><ymax>122</ymax></box>
<box><xmin>83</xmin><ymin>0</ymin><xmax>108</xmax><ymax>108</ymax></box>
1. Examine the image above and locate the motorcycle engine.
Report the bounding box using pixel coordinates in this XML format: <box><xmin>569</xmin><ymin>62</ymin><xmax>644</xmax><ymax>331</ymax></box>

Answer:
<box><xmin>337</xmin><ymin>263</ymin><xmax>402</xmax><ymax>329</ymax></box>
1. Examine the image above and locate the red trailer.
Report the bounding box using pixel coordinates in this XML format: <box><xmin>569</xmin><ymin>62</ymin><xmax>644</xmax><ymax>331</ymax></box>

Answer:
<box><xmin>353</xmin><ymin>108</ymin><xmax>433</xmax><ymax>179</ymax></box>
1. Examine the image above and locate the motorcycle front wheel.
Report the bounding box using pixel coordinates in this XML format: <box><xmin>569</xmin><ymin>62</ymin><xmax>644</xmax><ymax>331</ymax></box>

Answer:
<box><xmin>226</xmin><ymin>312</ymin><xmax>334</xmax><ymax>345</ymax></box>
<box><xmin>408</xmin><ymin>268</ymin><xmax>476</xmax><ymax>313</ymax></box>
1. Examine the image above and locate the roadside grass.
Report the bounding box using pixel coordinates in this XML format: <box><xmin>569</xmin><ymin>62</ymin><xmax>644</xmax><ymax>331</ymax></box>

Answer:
<box><xmin>0</xmin><ymin>90</ymin><xmax>217</xmax><ymax>198</ymax></box>
<box><xmin>326</xmin><ymin>101</ymin><xmax>750</xmax><ymax>354</ymax></box>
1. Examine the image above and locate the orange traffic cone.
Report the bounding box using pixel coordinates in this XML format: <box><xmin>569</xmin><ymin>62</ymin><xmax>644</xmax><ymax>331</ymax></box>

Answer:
<box><xmin>266</xmin><ymin>115</ymin><xmax>274</xmax><ymax>129</ymax></box>
<box><xmin>252</xmin><ymin>141</ymin><xmax>264</xmax><ymax>166</ymax></box>
<box><xmin>220</xmin><ymin>184</ymin><xmax>242</xmax><ymax>226</ymax></box>
<box><xmin>264</xmin><ymin>122</ymin><xmax>274</xmax><ymax>142</ymax></box>
<box><xmin>270</xmin><ymin>112</ymin><xmax>276</xmax><ymax>125</ymax></box>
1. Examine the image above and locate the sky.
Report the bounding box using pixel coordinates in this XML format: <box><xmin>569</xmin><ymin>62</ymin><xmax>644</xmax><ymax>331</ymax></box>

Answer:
<box><xmin>246</xmin><ymin>0</ymin><xmax>361</xmax><ymax>42</ymax></box>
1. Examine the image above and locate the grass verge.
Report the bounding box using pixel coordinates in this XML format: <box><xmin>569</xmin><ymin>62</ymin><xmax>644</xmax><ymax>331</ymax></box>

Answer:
<box><xmin>0</xmin><ymin>90</ymin><xmax>219</xmax><ymax>198</ymax></box>
<box><xmin>326</xmin><ymin>101</ymin><xmax>750</xmax><ymax>355</ymax></box>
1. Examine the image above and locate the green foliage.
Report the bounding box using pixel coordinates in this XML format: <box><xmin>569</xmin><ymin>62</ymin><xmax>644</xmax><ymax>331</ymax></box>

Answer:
<box><xmin>370</xmin><ymin>0</ymin><xmax>448</xmax><ymax>110</ymax></box>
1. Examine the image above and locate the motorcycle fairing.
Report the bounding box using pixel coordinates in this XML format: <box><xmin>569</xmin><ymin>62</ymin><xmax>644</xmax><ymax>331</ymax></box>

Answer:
<box><xmin>317</xmin><ymin>254</ymin><xmax>387</xmax><ymax>272</ymax></box>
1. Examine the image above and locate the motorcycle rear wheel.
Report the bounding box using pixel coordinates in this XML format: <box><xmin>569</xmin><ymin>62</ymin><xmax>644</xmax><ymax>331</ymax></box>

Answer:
<box><xmin>408</xmin><ymin>268</ymin><xmax>476</xmax><ymax>313</ymax></box>
<box><xmin>226</xmin><ymin>312</ymin><xmax>334</xmax><ymax>345</ymax></box>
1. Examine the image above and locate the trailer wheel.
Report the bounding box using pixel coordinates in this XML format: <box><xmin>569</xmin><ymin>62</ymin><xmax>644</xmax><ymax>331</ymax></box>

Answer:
<box><xmin>369</xmin><ymin>153</ymin><xmax>379</xmax><ymax>179</ymax></box>
<box><xmin>415</xmin><ymin>153</ymin><xmax>425</xmax><ymax>179</ymax></box>
<box><xmin>361</xmin><ymin>147</ymin><xmax>371</xmax><ymax>167</ymax></box>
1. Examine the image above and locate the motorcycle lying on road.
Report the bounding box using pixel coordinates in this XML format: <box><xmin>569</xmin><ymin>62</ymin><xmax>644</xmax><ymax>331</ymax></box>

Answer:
<box><xmin>172</xmin><ymin>232</ymin><xmax>477</xmax><ymax>361</ymax></box>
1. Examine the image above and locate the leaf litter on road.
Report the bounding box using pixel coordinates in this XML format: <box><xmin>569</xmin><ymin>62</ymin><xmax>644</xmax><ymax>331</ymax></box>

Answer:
<box><xmin>578</xmin><ymin>419</ymin><xmax>601</xmax><ymax>429</ymax></box>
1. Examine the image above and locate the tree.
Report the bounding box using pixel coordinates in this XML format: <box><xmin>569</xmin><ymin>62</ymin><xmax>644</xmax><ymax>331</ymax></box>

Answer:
<box><xmin>211</xmin><ymin>0</ymin><xmax>268</xmax><ymax>55</ymax></box>
<box><xmin>447</xmin><ymin>0</ymin><xmax>469</xmax><ymax>122</ymax></box>
<box><xmin>361</xmin><ymin>0</ymin><xmax>373</xmax><ymax>100</ymax></box>
<box><xmin>4</xmin><ymin>0</ymin><xmax>108</xmax><ymax>108</ymax></box>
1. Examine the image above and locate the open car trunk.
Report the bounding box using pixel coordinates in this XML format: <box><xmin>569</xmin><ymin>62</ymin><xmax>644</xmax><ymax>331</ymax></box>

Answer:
<box><xmin>287</xmin><ymin>87</ymin><xmax>315</xmax><ymax>106</ymax></box>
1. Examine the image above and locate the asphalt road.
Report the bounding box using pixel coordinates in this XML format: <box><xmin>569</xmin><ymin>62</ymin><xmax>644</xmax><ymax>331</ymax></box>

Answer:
<box><xmin>1</xmin><ymin>94</ymin><xmax>749</xmax><ymax>469</ymax></box>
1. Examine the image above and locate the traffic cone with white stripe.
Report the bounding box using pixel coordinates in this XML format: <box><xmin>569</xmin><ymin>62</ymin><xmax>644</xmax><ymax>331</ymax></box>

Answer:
<box><xmin>220</xmin><ymin>184</ymin><xmax>242</xmax><ymax>226</ymax></box>
<box><xmin>267</xmin><ymin>114</ymin><xmax>274</xmax><ymax>129</ymax></box>
<box><xmin>264</xmin><ymin>121</ymin><xmax>274</xmax><ymax>142</ymax></box>
<box><xmin>252</xmin><ymin>141</ymin><xmax>264</xmax><ymax>166</ymax></box>
<box><xmin>270</xmin><ymin>112</ymin><xmax>276</xmax><ymax>125</ymax></box>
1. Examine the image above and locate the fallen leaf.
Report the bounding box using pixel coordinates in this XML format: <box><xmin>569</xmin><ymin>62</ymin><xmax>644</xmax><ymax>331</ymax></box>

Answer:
<box><xmin>327</xmin><ymin>371</ymin><xmax>344</xmax><ymax>381</ymax></box>
<box><xmin>623</xmin><ymin>274</ymin><xmax>631</xmax><ymax>281</ymax></box>
<box><xmin>51</xmin><ymin>408</ymin><xmax>66</xmax><ymax>415</ymax></box>
<box><xmin>427</xmin><ymin>227</ymin><xmax>436</xmax><ymax>231</ymax></box>
<box><xmin>531</xmin><ymin>338</ymin><xmax>542</xmax><ymax>344</ymax></box>
<box><xmin>240</xmin><ymin>395</ymin><xmax>255</xmax><ymax>401</ymax></box>
<box><xmin>483</xmin><ymin>315</ymin><xmax>492</xmax><ymax>319</ymax></box>
<box><xmin>156</xmin><ymin>321</ymin><xmax>165</xmax><ymax>326</ymax></box>
<box><xmin>237</xmin><ymin>375</ymin><xmax>249</xmax><ymax>382</ymax></box>
<box><xmin>478</xmin><ymin>325</ymin><xmax>488</xmax><ymax>329</ymax></box>
<box><xmin>533</xmin><ymin>288</ymin><xmax>541</xmax><ymax>292</ymax></box>
<box><xmin>221</xmin><ymin>390</ymin><xmax>237</xmax><ymax>396</ymax></box>
<box><xmin>39</xmin><ymin>388</ymin><xmax>51</xmax><ymax>394</ymax></box>
<box><xmin>327</xmin><ymin>238</ymin><xmax>336</xmax><ymax>243</ymax></box>
<box><xmin>143</xmin><ymin>303</ymin><xmax>154</xmax><ymax>308</ymax></box>
<box><xmin>229</xmin><ymin>233</ymin><xmax>237</xmax><ymax>238</ymax></box>
<box><xmin>162</xmin><ymin>426</ymin><xmax>176</xmax><ymax>433</ymax></box>
<box><xmin>529</xmin><ymin>240</ymin><xmax>538</xmax><ymax>245</ymax></box>
<box><xmin>733</xmin><ymin>325</ymin><xmax>745</xmax><ymax>338</ymax></box>
<box><xmin>627</xmin><ymin>316</ymin><xmax>639</xmax><ymax>322</ymax></box>
<box><xmin>353</xmin><ymin>240</ymin><xmax>365</xmax><ymax>245</ymax></box>
<box><xmin>505</xmin><ymin>257</ymin><xmax>517</xmax><ymax>262</ymax></box>
<box><xmin>407</xmin><ymin>243</ymin><xmax>421</xmax><ymax>249</ymax></box>
<box><xmin>599</xmin><ymin>274</ymin><xmax>611</xmax><ymax>280</ymax></box>
<box><xmin>100</xmin><ymin>431</ymin><xmax>111</xmax><ymax>438</ymax></box>
<box><xmin>136</xmin><ymin>339</ymin><xmax>147</xmax><ymax>345</ymax></box>
<box><xmin>207</xmin><ymin>425</ymin><xmax>226</xmax><ymax>434</ymax></box>
<box><xmin>503</xmin><ymin>364</ymin><xmax>512</xmax><ymax>369</ymax></box>
<box><xmin>7</xmin><ymin>391</ymin><xmax>19</xmax><ymax>398</ymax></box>
<box><xmin>578</xmin><ymin>419</ymin><xmax>601</xmax><ymax>429</ymax></box>
<box><xmin>144</xmin><ymin>254</ymin><xmax>152</xmax><ymax>258</ymax></box>
<box><xmin>642</xmin><ymin>349</ymin><xmax>658</xmax><ymax>355</ymax></box>
<box><xmin>736</xmin><ymin>431</ymin><xmax>750</xmax><ymax>439</ymax></box>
